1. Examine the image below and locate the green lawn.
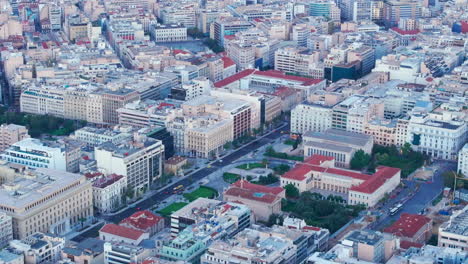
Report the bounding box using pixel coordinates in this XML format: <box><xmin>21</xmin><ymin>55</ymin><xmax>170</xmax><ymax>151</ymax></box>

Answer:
<box><xmin>183</xmin><ymin>186</ymin><xmax>218</xmax><ymax>202</ymax></box>
<box><xmin>283</xmin><ymin>139</ymin><xmax>295</xmax><ymax>145</ymax></box>
<box><xmin>223</xmin><ymin>172</ymin><xmax>240</xmax><ymax>183</ymax></box>
<box><xmin>157</xmin><ymin>202</ymin><xmax>188</xmax><ymax>217</ymax></box>
<box><xmin>236</xmin><ymin>163</ymin><xmax>266</xmax><ymax>170</ymax></box>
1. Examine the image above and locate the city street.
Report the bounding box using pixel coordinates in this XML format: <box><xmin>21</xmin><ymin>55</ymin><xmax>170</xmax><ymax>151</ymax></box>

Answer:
<box><xmin>70</xmin><ymin>122</ymin><xmax>288</xmax><ymax>242</ymax></box>
<box><xmin>370</xmin><ymin>160</ymin><xmax>457</xmax><ymax>231</ymax></box>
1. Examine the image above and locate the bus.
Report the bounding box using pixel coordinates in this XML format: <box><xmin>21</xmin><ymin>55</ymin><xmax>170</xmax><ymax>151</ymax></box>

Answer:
<box><xmin>389</xmin><ymin>204</ymin><xmax>403</xmax><ymax>216</ymax></box>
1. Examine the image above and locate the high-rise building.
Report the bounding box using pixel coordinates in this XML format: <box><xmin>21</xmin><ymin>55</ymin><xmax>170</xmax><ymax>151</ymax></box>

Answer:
<box><xmin>95</xmin><ymin>137</ymin><xmax>164</xmax><ymax>190</ymax></box>
<box><xmin>211</xmin><ymin>17</ymin><xmax>253</xmax><ymax>45</ymax></box>
<box><xmin>383</xmin><ymin>0</ymin><xmax>421</xmax><ymax>28</ymax></box>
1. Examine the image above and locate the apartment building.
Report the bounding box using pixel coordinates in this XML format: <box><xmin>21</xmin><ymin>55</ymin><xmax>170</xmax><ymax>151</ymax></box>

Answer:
<box><xmin>103</xmin><ymin>242</ymin><xmax>151</xmax><ymax>264</ymax></box>
<box><xmin>303</xmin><ymin>129</ymin><xmax>374</xmax><ymax>168</ymax></box>
<box><xmin>226</xmin><ymin>41</ymin><xmax>255</xmax><ymax>70</ymax></box>
<box><xmin>95</xmin><ymin>138</ymin><xmax>163</xmax><ymax>190</ymax></box>
<box><xmin>170</xmin><ymin>198</ymin><xmax>251</xmax><ymax>237</ymax></box>
<box><xmin>10</xmin><ymin>232</ymin><xmax>65</xmax><ymax>264</ymax></box>
<box><xmin>72</xmin><ymin>126</ymin><xmax>131</xmax><ymax>147</ymax></box>
<box><xmin>291</xmin><ymin>103</ymin><xmax>334</xmax><ymax>134</ymax></box>
<box><xmin>101</xmin><ymin>89</ymin><xmax>141</xmax><ymax>125</ymax></box>
<box><xmin>166</xmin><ymin>113</ymin><xmax>233</xmax><ymax>158</ymax></box>
<box><xmin>274</xmin><ymin>46</ymin><xmax>320</xmax><ymax>77</ymax></box>
<box><xmin>438</xmin><ymin>206</ymin><xmax>468</xmax><ymax>251</ymax></box>
<box><xmin>383</xmin><ymin>0</ymin><xmax>422</xmax><ymax>28</ymax></box>
<box><xmin>201</xmin><ymin>227</ymin><xmax>297</xmax><ymax>264</ymax></box>
<box><xmin>211</xmin><ymin>17</ymin><xmax>253</xmax><ymax>45</ymax></box>
<box><xmin>388</xmin><ymin>245</ymin><xmax>468</xmax><ymax>264</ymax></box>
<box><xmin>151</xmin><ymin>24</ymin><xmax>187</xmax><ymax>43</ymax></box>
<box><xmin>160</xmin><ymin>5</ymin><xmax>197</xmax><ymax>28</ymax></box>
<box><xmin>0</xmin><ymin>168</ymin><xmax>93</xmax><ymax>239</ymax></box>
<box><xmin>61</xmin><ymin>238</ymin><xmax>105</xmax><ymax>264</ymax></box>
<box><xmin>0</xmin><ymin>124</ymin><xmax>29</xmax><ymax>152</ymax></box>
<box><xmin>0</xmin><ymin>138</ymin><xmax>81</xmax><ymax>172</ymax></box>
<box><xmin>90</xmin><ymin>174</ymin><xmax>127</xmax><ymax>214</ymax></box>
<box><xmin>407</xmin><ymin>112</ymin><xmax>467</xmax><ymax>160</ymax></box>
<box><xmin>458</xmin><ymin>143</ymin><xmax>468</xmax><ymax>176</ymax></box>
<box><xmin>281</xmin><ymin>155</ymin><xmax>400</xmax><ymax>207</ymax></box>
<box><xmin>0</xmin><ymin>213</ymin><xmax>12</xmax><ymax>247</ymax></box>
<box><xmin>117</xmin><ymin>100</ymin><xmax>182</xmax><ymax>128</ymax></box>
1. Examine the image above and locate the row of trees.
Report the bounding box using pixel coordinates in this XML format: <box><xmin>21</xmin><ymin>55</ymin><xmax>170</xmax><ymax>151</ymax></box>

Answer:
<box><xmin>350</xmin><ymin>143</ymin><xmax>427</xmax><ymax>177</ymax></box>
<box><xmin>0</xmin><ymin>108</ymin><xmax>86</xmax><ymax>138</ymax></box>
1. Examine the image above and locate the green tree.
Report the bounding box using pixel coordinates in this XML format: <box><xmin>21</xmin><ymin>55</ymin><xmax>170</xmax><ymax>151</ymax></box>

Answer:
<box><xmin>442</xmin><ymin>171</ymin><xmax>467</xmax><ymax>189</ymax></box>
<box><xmin>187</xmin><ymin>27</ymin><xmax>205</xmax><ymax>38</ymax></box>
<box><xmin>203</xmin><ymin>38</ymin><xmax>224</xmax><ymax>53</ymax></box>
<box><xmin>350</xmin><ymin>150</ymin><xmax>371</xmax><ymax>170</ymax></box>
<box><xmin>267</xmin><ymin>214</ymin><xmax>284</xmax><ymax>227</ymax></box>
<box><xmin>285</xmin><ymin>184</ymin><xmax>300</xmax><ymax>198</ymax></box>
<box><xmin>401</xmin><ymin>142</ymin><xmax>412</xmax><ymax>156</ymax></box>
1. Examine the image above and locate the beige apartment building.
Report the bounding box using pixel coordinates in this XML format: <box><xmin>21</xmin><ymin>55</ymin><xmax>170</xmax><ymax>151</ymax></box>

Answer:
<box><xmin>101</xmin><ymin>89</ymin><xmax>140</xmax><ymax>124</ymax></box>
<box><xmin>0</xmin><ymin>124</ymin><xmax>29</xmax><ymax>152</ymax></box>
<box><xmin>182</xmin><ymin>117</ymin><xmax>233</xmax><ymax>158</ymax></box>
<box><xmin>0</xmin><ymin>167</ymin><xmax>93</xmax><ymax>239</ymax></box>
<box><xmin>20</xmin><ymin>86</ymin><xmax>139</xmax><ymax>125</ymax></box>
<box><xmin>364</xmin><ymin>119</ymin><xmax>398</xmax><ymax>146</ymax></box>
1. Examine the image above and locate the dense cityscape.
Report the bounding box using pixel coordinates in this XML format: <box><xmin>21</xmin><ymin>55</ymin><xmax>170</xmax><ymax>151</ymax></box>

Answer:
<box><xmin>0</xmin><ymin>0</ymin><xmax>466</xmax><ymax>263</ymax></box>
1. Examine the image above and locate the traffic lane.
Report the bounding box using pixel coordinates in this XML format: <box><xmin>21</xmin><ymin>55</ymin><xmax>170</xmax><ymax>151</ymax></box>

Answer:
<box><xmin>373</xmin><ymin>162</ymin><xmax>456</xmax><ymax>230</ymax></box>
<box><xmin>102</xmin><ymin>129</ymin><xmax>284</xmax><ymax>222</ymax></box>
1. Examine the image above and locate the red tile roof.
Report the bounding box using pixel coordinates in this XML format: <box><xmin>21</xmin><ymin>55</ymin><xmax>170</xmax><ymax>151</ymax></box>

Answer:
<box><xmin>350</xmin><ymin>166</ymin><xmax>400</xmax><ymax>194</ymax></box>
<box><xmin>224</xmin><ymin>187</ymin><xmax>279</xmax><ymax>204</ymax></box>
<box><xmin>213</xmin><ymin>69</ymin><xmax>255</xmax><ymax>88</ymax></box>
<box><xmin>221</xmin><ymin>56</ymin><xmax>235</xmax><ymax>68</ymax></box>
<box><xmin>390</xmin><ymin>27</ymin><xmax>420</xmax><ymax>35</ymax></box>
<box><xmin>400</xmin><ymin>240</ymin><xmax>423</xmax><ymax>249</ymax></box>
<box><xmin>253</xmin><ymin>70</ymin><xmax>322</xmax><ymax>85</ymax></box>
<box><xmin>383</xmin><ymin>213</ymin><xmax>431</xmax><ymax>238</ymax></box>
<box><xmin>281</xmin><ymin>155</ymin><xmax>400</xmax><ymax>194</ymax></box>
<box><xmin>120</xmin><ymin>210</ymin><xmax>163</xmax><ymax>230</ymax></box>
<box><xmin>304</xmin><ymin>155</ymin><xmax>335</xmax><ymax>166</ymax></box>
<box><xmin>232</xmin><ymin>180</ymin><xmax>284</xmax><ymax>195</ymax></box>
<box><xmin>100</xmin><ymin>224</ymin><xmax>144</xmax><ymax>240</ymax></box>
<box><xmin>282</xmin><ymin>155</ymin><xmax>370</xmax><ymax>181</ymax></box>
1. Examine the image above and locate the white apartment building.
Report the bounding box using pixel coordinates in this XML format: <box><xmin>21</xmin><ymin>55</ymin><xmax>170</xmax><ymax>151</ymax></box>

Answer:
<box><xmin>274</xmin><ymin>46</ymin><xmax>319</xmax><ymax>77</ymax></box>
<box><xmin>91</xmin><ymin>174</ymin><xmax>127</xmax><ymax>213</ymax></box>
<box><xmin>160</xmin><ymin>5</ymin><xmax>197</xmax><ymax>28</ymax></box>
<box><xmin>407</xmin><ymin>112</ymin><xmax>467</xmax><ymax>160</ymax></box>
<box><xmin>291</xmin><ymin>103</ymin><xmax>333</xmax><ymax>134</ymax></box>
<box><xmin>1</xmin><ymin>138</ymin><xmax>67</xmax><ymax>171</ymax></box>
<box><xmin>438</xmin><ymin>206</ymin><xmax>468</xmax><ymax>251</ymax></box>
<box><xmin>73</xmin><ymin>126</ymin><xmax>131</xmax><ymax>147</ymax></box>
<box><xmin>0</xmin><ymin>124</ymin><xmax>29</xmax><ymax>152</ymax></box>
<box><xmin>151</xmin><ymin>24</ymin><xmax>187</xmax><ymax>42</ymax></box>
<box><xmin>0</xmin><ymin>168</ymin><xmax>93</xmax><ymax>239</ymax></box>
<box><xmin>9</xmin><ymin>233</ymin><xmax>65</xmax><ymax>264</ymax></box>
<box><xmin>181</xmin><ymin>77</ymin><xmax>212</xmax><ymax>101</ymax></box>
<box><xmin>0</xmin><ymin>213</ymin><xmax>13</xmax><ymax>248</ymax></box>
<box><xmin>458</xmin><ymin>144</ymin><xmax>468</xmax><ymax>176</ymax></box>
<box><xmin>103</xmin><ymin>242</ymin><xmax>150</xmax><ymax>264</ymax></box>
<box><xmin>95</xmin><ymin>138</ymin><xmax>164</xmax><ymax>190</ymax></box>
